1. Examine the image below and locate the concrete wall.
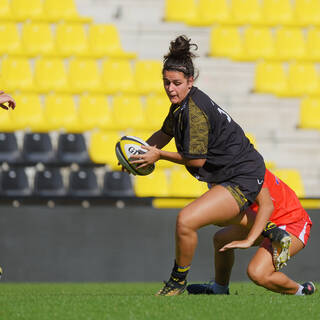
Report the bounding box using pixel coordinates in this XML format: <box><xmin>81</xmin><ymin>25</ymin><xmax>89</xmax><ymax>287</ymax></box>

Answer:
<box><xmin>0</xmin><ymin>206</ymin><xmax>319</xmax><ymax>283</ymax></box>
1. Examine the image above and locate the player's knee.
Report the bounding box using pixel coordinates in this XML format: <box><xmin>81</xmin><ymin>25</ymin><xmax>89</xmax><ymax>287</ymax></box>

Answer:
<box><xmin>247</xmin><ymin>264</ymin><xmax>270</xmax><ymax>287</ymax></box>
<box><xmin>176</xmin><ymin>209</ymin><xmax>194</xmax><ymax>237</ymax></box>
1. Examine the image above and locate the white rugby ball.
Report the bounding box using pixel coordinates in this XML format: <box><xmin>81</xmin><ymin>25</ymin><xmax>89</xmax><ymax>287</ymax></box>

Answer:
<box><xmin>115</xmin><ymin>136</ymin><xmax>155</xmax><ymax>176</ymax></box>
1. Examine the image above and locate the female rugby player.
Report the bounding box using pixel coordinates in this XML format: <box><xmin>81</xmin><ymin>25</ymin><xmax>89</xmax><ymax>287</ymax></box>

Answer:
<box><xmin>130</xmin><ymin>35</ymin><xmax>291</xmax><ymax>296</ymax></box>
<box><xmin>187</xmin><ymin>169</ymin><xmax>315</xmax><ymax>296</ymax></box>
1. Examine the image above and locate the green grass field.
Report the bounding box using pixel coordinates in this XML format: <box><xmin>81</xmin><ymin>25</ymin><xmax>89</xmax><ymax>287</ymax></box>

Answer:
<box><xmin>0</xmin><ymin>282</ymin><xmax>318</xmax><ymax>320</ymax></box>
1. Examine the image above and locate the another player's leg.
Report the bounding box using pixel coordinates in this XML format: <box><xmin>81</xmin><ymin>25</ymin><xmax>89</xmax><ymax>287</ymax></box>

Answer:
<box><xmin>247</xmin><ymin>234</ymin><xmax>315</xmax><ymax>295</ymax></box>
<box><xmin>156</xmin><ymin>186</ymin><xmax>240</xmax><ymax>296</ymax></box>
<box><xmin>187</xmin><ymin>225</ymin><xmax>251</xmax><ymax>295</ymax></box>
<box><xmin>262</xmin><ymin>221</ymin><xmax>291</xmax><ymax>270</ymax></box>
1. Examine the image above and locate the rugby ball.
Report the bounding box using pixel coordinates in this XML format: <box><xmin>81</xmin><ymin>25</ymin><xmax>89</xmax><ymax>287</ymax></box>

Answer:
<box><xmin>115</xmin><ymin>136</ymin><xmax>155</xmax><ymax>176</ymax></box>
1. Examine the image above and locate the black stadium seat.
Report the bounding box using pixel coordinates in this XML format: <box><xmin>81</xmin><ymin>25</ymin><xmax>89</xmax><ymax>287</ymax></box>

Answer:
<box><xmin>0</xmin><ymin>167</ymin><xmax>31</xmax><ymax>197</ymax></box>
<box><xmin>34</xmin><ymin>167</ymin><xmax>66</xmax><ymax>197</ymax></box>
<box><xmin>57</xmin><ymin>133</ymin><xmax>91</xmax><ymax>165</ymax></box>
<box><xmin>68</xmin><ymin>168</ymin><xmax>100</xmax><ymax>197</ymax></box>
<box><xmin>22</xmin><ymin>132</ymin><xmax>56</xmax><ymax>165</ymax></box>
<box><xmin>0</xmin><ymin>132</ymin><xmax>21</xmax><ymax>164</ymax></box>
<box><xmin>103</xmin><ymin>171</ymin><xmax>134</xmax><ymax>197</ymax></box>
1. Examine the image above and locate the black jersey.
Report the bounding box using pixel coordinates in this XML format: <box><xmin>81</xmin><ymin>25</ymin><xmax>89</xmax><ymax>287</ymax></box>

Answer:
<box><xmin>161</xmin><ymin>86</ymin><xmax>266</xmax><ymax>185</ymax></box>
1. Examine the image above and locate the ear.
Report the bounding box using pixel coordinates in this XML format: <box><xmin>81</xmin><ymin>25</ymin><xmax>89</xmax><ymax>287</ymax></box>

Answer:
<box><xmin>187</xmin><ymin>76</ymin><xmax>194</xmax><ymax>89</ymax></box>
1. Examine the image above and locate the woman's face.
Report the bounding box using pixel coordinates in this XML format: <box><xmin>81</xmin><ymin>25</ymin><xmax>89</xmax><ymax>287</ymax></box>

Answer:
<box><xmin>163</xmin><ymin>70</ymin><xmax>194</xmax><ymax>104</ymax></box>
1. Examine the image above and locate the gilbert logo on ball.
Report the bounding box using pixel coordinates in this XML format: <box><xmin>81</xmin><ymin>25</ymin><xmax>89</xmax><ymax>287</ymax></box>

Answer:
<box><xmin>115</xmin><ymin>136</ymin><xmax>155</xmax><ymax>176</ymax></box>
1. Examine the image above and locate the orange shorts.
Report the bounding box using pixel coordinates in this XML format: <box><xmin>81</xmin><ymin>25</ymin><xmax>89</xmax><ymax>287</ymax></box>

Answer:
<box><xmin>277</xmin><ymin>218</ymin><xmax>312</xmax><ymax>246</ymax></box>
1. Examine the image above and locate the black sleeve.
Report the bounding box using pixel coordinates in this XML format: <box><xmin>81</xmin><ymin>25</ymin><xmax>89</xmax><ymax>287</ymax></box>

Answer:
<box><xmin>161</xmin><ymin>105</ymin><xmax>174</xmax><ymax>137</ymax></box>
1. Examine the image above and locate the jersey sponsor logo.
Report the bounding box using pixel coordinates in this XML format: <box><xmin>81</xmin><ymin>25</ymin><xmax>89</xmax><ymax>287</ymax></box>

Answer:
<box><xmin>257</xmin><ymin>178</ymin><xmax>264</xmax><ymax>185</ymax></box>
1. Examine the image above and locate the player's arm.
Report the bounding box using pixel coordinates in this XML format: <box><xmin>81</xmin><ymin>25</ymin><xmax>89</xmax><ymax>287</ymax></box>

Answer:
<box><xmin>146</xmin><ymin>130</ymin><xmax>172</xmax><ymax>149</ymax></box>
<box><xmin>130</xmin><ymin>144</ymin><xmax>206</xmax><ymax>168</ymax></box>
<box><xmin>219</xmin><ymin>187</ymin><xmax>274</xmax><ymax>251</ymax></box>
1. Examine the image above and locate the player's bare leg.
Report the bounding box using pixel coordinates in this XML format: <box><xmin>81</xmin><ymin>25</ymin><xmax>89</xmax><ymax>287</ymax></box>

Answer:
<box><xmin>247</xmin><ymin>234</ymin><xmax>309</xmax><ymax>295</ymax></box>
<box><xmin>187</xmin><ymin>224</ymin><xmax>257</xmax><ymax>294</ymax></box>
<box><xmin>156</xmin><ymin>185</ymin><xmax>240</xmax><ymax>296</ymax></box>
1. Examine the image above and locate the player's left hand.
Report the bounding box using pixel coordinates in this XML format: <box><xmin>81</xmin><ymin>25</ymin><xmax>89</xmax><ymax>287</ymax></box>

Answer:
<box><xmin>129</xmin><ymin>145</ymin><xmax>160</xmax><ymax>168</ymax></box>
<box><xmin>0</xmin><ymin>92</ymin><xmax>16</xmax><ymax>110</ymax></box>
<box><xmin>219</xmin><ymin>239</ymin><xmax>254</xmax><ymax>252</ymax></box>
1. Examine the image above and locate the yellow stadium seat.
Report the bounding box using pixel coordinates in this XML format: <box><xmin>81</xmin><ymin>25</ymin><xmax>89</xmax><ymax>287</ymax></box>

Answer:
<box><xmin>0</xmin><ymin>0</ymin><xmax>12</xmax><ymax>21</ymax></box>
<box><xmin>88</xmin><ymin>24</ymin><xmax>136</xmax><ymax>59</ymax></box>
<box><xmin>245</xmin><ymin>133</ymin><xmax>258</xmax><ymax>149</ymax></box>
<box><xmin>134</xmin><ymin>60</ymin><xmax>163</xmax><ymax>94</ymax></box>
<box><xmin>43</xmin><ymin>0</ymin><xmax>92</xmax><ymax>23</ymax></box>
<box><xmin>0</xmin><ymin>107</ymin><xmax>14</xmax><ymax>131</ymax></box>
<box><xmin>134</xmin><ymin>169</ymin><xmax>169</xmax><ymax>197</ymax></box>
<box><xmin>111</xmin><ymin>95</ymin><xmax>145</xmax><ymax>131</ymax></box>
<box><xmin>260</xmin><ymin>0</ymin><xmax>294</xmax><ymax>26</ymax></box>
<box><xmin>156</xmin><ymin>136</ymin><xmax>177</xmax><ymax>169</ymax></box>
<box><xmin>294</xmin><ymin>0</ymin><xmax>320</xmax><ymax>27</ymax></box>
<box><xmin>0</xmin><ymin>56</ymin><xmax>34</xmax><ymax>92</ymax></box>
<box><xmin>34</xmin><ymin>57</ymin><xmax>69</xmax><ymax>93</ymax></box>
<box><xmin>164</xmin><ymin>0</ymin><xmax>197</xmax><ymax>22</ymax></box>
<box><xmin>168</xmin><ymin>167</ymin><xmax>208</xmax><ymax>197</ymax></box>
<box><xmin>187</xmin><ymin>0</ymin><xmax>231</xmax><ymax>26</ymax></box>
<box><xmin>209</xmin><ymin>25</ymin><xmax>243</xmax><ymax>60</ymax></box>
<box><xmin>274</xmin><ymin>27</ymin><xmax>306</xmax><ymax>61</ymax></box>
<box><xmin>282</xmin><ymin>62</ymin><xmax>320</xmax><ymax>97</ymax></box>
<box><xmin>101</xmin><ymin>59</ymin><xmax>136</xmax><ymax>94</ymax></box>
<box><xmin>272</xmin><ymin>169</ymin><xmax>305</xmax><ymax>198</ymax></box>
<box><xmin>242</xmin><ymin>26</ymin><xmax>275</xmax><ymax>60</ymax></box>
<box><xmin>0</xmin><ymin>22</ymin><xmax>21</xmax><ymax>55</ymax></box>
<box><xmin>305</xmin><ymin>27</ymin><xmax>320</xmax><ymax>62</ymax></box>
<box><xmin>21</xmin><ymin>22</ymin><xmax>55</xmax><ymax>57</ymax></box>
<box><xmin>254</xmin><ymin>61</ymin><xmax>287</xmax><ymax>95</ymax></box>
<box><xmin>88</xmin><ymin>130</ymin><xmax>119</xmax><ymax>168</ymax></box>
<box><xmin>144</xmin><ymin>94</ymin><xmax>170</xmax><ymax>131</ymax></box>
<box><xmin>10</xmin><ymin>93</ymin><xmax>46</xmax><ymax>131</ymax></box>
<box><xmin>78</xmin><ymin>94</ymin><xmax>113</xmax><ymax>131</ymax></box>
<box><xmin>43</xmin><ymin>94</ymin><xmax>79</xmax><ymax>131</ymax></box>
<box><xmin>230</xmin><ymin>0</ymin><xmax>262</xmax><ymax>25</ymax></box>
<box><xmin>299</xmin><ymin>97</ymin><xmax>320</xmax><ymax>130</ymax></box>
<box><xmin>265</xmin><ymin>161</ymin><xmax>277</xmax><ymax>170</ymax></box>
<box><xmin>127</xmin><ymin>129</ymin><xmax>154</xmax><ymax>143</ymax></box>
<box><xmin>10</xmin><ymin>0</ymin><xmax>44</xmax><ymax>21</ymax></box>
<box><xmin>55</xmin><ymin>23</ymin><xmax>88</xmax><ymax>57</ymax></box>
<box><xmin>68</xmin><ymin>58</ymin><xmax>102</xmax><ymax>94</ymax></box>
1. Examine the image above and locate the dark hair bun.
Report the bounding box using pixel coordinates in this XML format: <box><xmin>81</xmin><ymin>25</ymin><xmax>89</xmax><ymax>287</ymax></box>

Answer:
<box><xmin>165</xmin><ymin>35</ymin><xmax>198</xmax><ymax>60</ymax></box>
<box><xmin>163</xmin><ymin>35</ymin><xmax>198</xmax><ymax>78</ymax></box>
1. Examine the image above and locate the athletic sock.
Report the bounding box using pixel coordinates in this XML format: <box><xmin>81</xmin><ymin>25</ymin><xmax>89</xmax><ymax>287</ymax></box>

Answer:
<box><xmin>170</xmin><ymin>260</ymin><xmax>190</xmax><ymax>283</ymax></box>
<box><xmin>212</xmin><ymin>282</ymin><xmax>229</xmax><ymax>294</ymax></box>
<box><xmin>295</xmin><ymin>285</ymin><xmax>304</xmax><ymax>296</ymax></box>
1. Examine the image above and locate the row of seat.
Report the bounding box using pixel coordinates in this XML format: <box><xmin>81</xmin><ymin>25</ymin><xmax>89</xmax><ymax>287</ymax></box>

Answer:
<box><xmin>165</xmin><ymin>0</ymin><xmax>320</xmax><ymax>27</ymax></box>
<box><xmin>0</xmin><ymin>93</ymin><xmax>169</xmax><ymax>132</ymax></box>
<box><xmin>1</xmin><ymin>165</ymin><xmax>305</xmax><ymax>199</ymax></box>
<box><xmin>0</xmin><ymin>131</ymin><xmax>179</xmax><ymax>169</ymax></box>
<box><xmin>254</xmin><ymin>61</ymin><xmax>320</xmax><ymax>97</ymax></box>
<box><xmin>0</xmin><ymin>22</ymin><xmax>136</xmax><ymax>59</ymax></box>
<box><xmin>0</xmin><ymin>166</ymin><xmax>206</xmax><ymax>199</ymax></box>
<box><xmin>209</xmin><ymin>25</ymin><xmax>320</xmax><ymax>62</ymax></box>
<box><xmin>0</xmin><ymin>167</ymin><xmax>133</xmax><ymax>198</ymax></box>
<box><xmin>0</xmin><ymin>57</ymin><xmax>162</xmax><ymax>94</ymax></box>
<box><xmin>0</xmin><ymin>0</ymin><xmax>91</xmax><ymax>23</ymax></box>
